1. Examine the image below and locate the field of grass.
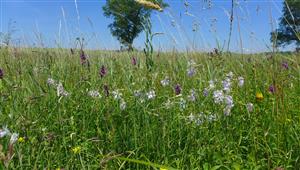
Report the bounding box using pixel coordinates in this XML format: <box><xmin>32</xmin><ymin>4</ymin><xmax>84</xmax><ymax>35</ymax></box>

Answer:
<box><xmin>0</xmin><ymin>48</ymin><xmax>299</xmax><ymax>169</ymax></box>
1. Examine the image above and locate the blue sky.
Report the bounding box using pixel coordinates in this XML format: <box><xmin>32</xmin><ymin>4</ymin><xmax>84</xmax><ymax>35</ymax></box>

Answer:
<box><xmin>1</xmin><ymin>0</ymin><xmax>286</xmax><ymax>52</ymax></box>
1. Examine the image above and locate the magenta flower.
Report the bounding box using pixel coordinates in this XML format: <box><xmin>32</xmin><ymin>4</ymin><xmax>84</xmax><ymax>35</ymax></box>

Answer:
<box><xmin>80</xmin><ymin>51</ymin><xmax>87</xmax><ymax>64</ymax></box>
<box><xmin>174</xmin><ymin>84</ymin><xmax>181</xmax><ymax>95</ymax></box>
<box><xmin>281</xmin><ymin>61</ymin><xmax>288</xmax><ymax>69</ymax></box>
<box><xmin>131</xmin><ymin>57</ymin><xmax>137</xmax><ymax>66</ymax></box>
<box><xmin>99</xmin><ymin>65</ymin><xmax>107</xmax><ymax>78</ymax></box>
<box><xmin>0</xmin><ymin>68</ymin><xmax>3</xmax><ymax>79</ymax></box>
<box><xmin>269</xmin><ymin>85</ymin><xmax>275</xmax><ymax>94</ymax></box>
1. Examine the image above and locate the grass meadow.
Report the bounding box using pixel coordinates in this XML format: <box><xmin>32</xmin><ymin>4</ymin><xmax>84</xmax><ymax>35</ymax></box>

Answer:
<box><xmin>0</xmin><ymin>47</ymin><xmax>299</xmax><ymax>169</ymax></box>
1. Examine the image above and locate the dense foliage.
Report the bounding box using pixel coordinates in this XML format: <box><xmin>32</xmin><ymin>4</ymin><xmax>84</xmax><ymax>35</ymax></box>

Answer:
<box><xmin>271</xmin><ymin>0</ymin><xmax>300</xmax><ymax>48</ymax></box>
<box><xmin>103</xmin><ymin>0</ymin><xmax>167</xmax><ymax>50</ymax></box>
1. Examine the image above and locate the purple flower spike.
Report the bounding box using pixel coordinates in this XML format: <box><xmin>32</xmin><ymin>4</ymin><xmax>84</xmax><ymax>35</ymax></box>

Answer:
<box><xmin>269</xmin><ymin>85</ymin><xmax>276</xmax><ymax>94</ymax></box>
<box><xmin>174</xmin><ymin>84</ymin><xmax>182</xmax><ymax>95</ymax></box>
<box><xmin>103</xmin><ymin>84</ymin><xmax>109</xmax><ymax>97</ymax></box>
<box><xmin>99</xmin><ymin>65</ymin><xmax>107</xmax><ymax>78</ymax></box>
<box><xmin>0</xmin><ymin>68</ymin><xmax>3</xmax><ymax>79</ymax></box>
<box><xmin>282</xmin><ymin>61</ymin><xmax>288</xmax><ymax>69</ymax></box>
<box><xmin>131</xmin><ymin>57</ymin><xmax>137</xmax><ymax>66</ymax></box>
<box><xmin>80</xmin><ymin>51</ymin><xmax>86</xmax><ymax>64</ymax></box>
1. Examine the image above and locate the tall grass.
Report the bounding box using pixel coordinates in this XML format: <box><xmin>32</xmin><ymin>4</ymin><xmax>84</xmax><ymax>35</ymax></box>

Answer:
<box><xmin>0</xmin><ymin>47</ymin><xmax>299</xmax><ymax>169</ymax></box>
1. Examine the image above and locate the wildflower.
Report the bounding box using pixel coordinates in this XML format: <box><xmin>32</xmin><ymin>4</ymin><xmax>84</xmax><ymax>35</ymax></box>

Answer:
<box><xmin>238</xmin><ymin>76</ymin><xmax>244</xmax><ymax>87</ymax></box>
<box><xmin>160</xmin><ymin>77</ymin><xmax>170</xmax><ymax>86</ymax></box>
<box><xmin>246</xmin><ymin>103</ymin><xmax>254</xmax><ymax>112</ymax></box>
<box><xmin>0</xmin><ymin>68</ymin><xmax>3</xmax><ymax>79</ymax></box>
<box><xmin>187</xmin><ymin>59</ymin><xmax>196</xmax><ymax>67</ymax></box>
<box><xmin>164</xmin><ymin>99</ymin><xmax>172</xmax><ymax>109</ymax></box>
<box><xmin>179</xmin><ymin>98</ymin><xmax>186</xmax><ymax>111</ymax></box>
<box><xmin>282</xmin><ymin>61</ymin><xmax>288</xmax><ymax>69</ymax></box>
<box><xmin>146</xmin><ymin>90</ymin><xmax>156</xmax><ymax>99</ymax></box>
<box><xmin>188</xmin><ymin>89</ymin><xmax>196</xmax><ymax>101</ymax></box>
<box><xmin>99</xmin><ymin>65</ymin><xmax>107</xmax><ymax>78</ymax></box>
<box><xmin>213</xmin><ymin>90</ymin><xmax>224</xmax><ymax>104</ymax></box>
<box><xmin>134</xmin><ymin>90</ymin><xmax>142</xmax><ymax>97</ymax></box>
<box><xmin>203</xmin><ymin>88</ymin><xmax>209</xmax><ymax>97</ymax></box>
<box><xmin>222</xmin><ymin>78</ymin><xmax>231</xmax><ymax>93</ymax></box>
<box><xmin>18</xmin><ymin>137</ymin><xmax>25</xmax><ymax>143</ymax></box>
<box><xmin>88</xmin><ymin>90</ymin><xmax>101</xmax><ymax>98</ymax></box>
<box><xmin>269</xmin><ymin>85</ymin><xmax>276</xmax><ymax>94</ymax></box>
<box><xmin>112</xmin><ymin>90</ymin><xmax>122</xmax><ymax>100</ymax></box>
<box><xmin>57</xmin><ymin>82</ymin><xmax>69</xmax><ymax>97</ymax></box>
<box><xmin>224</xmin><ymin>95</ymin><xmax>234</xmax><ymax>108</ymax></box>
<box><xmin>131</xmin><ymin>56</ymin><xmax>137</xmax><ymax>66</ymax></box>
<box><xmin>187</xmin><ymin>67</ymin><xmax>196</xmax><ymax>77</ymax></box>
<box><xmin>135</xmin><ymin>0</ymin><xmax>163</xmax><ymax>11</ymax></box>
<box><xmin>226</xmin><ymin>71</ymin><xmax>234</xmax><ymax>79</ymax></box>
<box><xmin>187</xmin><ymin>113</ymin><xmax>195</xmax><ymax>122</ymax></box>
<box><xmin>0</xmin><ymin>126</ymin><xmax>10</xmax><ymax>138</ymax></box>
<box><xmin>72</xmin><ymin>146</ymin><xmax>81</xmax><ymax>154</ymax></box>
<box><xmin>80</xmin><ymin>51</ymin><xmax>87</xmax><ymax>64</ymax></box>
<box><xmin>174</xmin><ymin>84</ymin><xmax>181</xmax><ymax>95</ymax></box>
<box><xmin>120</xmin><ymin>99</ymin><xmax>126</xmax><ymax>110</ymax></box>
<box><xmin>47</xmin><ymin>78</ymin><xmax>56</xmax><ymax>86</ymax></box>
<box><xmin>256</xmin><ymin>92</ymin><xmax>264</xmax><ymax>101</ymax></box>
<box><xmin>207</xmin><ymin>114</ymin><xmax>217</xmax><ymax>122</ymax></box>
<box><xmin>208</xmin><ymin>80</ymin><xmax>215</xmax><ymax>89</ymax></box>
<box><xmin>10</xmin><ymin>133</ymin><xmax>19</xmax><ymax>145</ymax></box>
<box><xmin>103</xmin><ymin>85</ymin><xmax>109</xmax><ymax>97</ymax></box>
<box><xmin>223</xmin><ymin>106</ymin><xmax>232</xmax><ymax>116</ymax></box>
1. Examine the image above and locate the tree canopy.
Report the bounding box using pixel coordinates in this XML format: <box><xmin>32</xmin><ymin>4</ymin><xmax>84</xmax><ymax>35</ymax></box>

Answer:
<box><xmin>103</xmin><ymin>0</ymin><xmax>167</xmax><ymax>50</ymax></box>
<box><xmin>271</xmin><ymin>0</ymin><xmax>300</xmax><ymax>48</ymax></box>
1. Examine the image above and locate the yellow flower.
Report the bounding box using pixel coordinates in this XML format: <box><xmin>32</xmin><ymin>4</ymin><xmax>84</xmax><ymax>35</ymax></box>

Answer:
<box><xmin>256</xmin><ymin>92</ymin><xmax>264</xmax><ymax>101</ymax></box>
<box><xmin>18</xmin><ymin>137</ymin><xmax>25</xmax><ymax>143</ymax></box>
<box><xmin>135</xmin><ymin>0</ymin><xmax>163</xmax><ymax>11</ymax></box>
<box><xmin>160</xmin><ymin>168</ymin><xmax>168</xmax><ymax>170</ymax></box>
<box><xmin>72</xmin><ymin>146</ymin><xmax>81</xmax><ymax>154</ymax></box>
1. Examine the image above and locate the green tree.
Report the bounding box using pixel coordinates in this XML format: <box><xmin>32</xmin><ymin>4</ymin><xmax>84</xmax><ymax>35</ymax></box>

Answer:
<box><xmin>271</xmin><ymin>0</ymin><xmax>300</xmax><ymax>48</ymax></box>
<box><xmin>103</xmin><ymin>0</ymin><xmax>167</xmax><ymax>51</ymax></box>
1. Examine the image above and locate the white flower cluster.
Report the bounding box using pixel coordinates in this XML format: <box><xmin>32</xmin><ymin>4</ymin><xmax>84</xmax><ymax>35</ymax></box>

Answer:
<box><xmin>0</xmin><ymin>126</ymin><xmax>18</xmax><ymax>145</ymax></box>
<box><xmin>57</xmin><ymin>82</ymin><xmax>70</xmax><ymax>97</ymax></box>
<box><xmin>187</xmin><ymin>112</ymin><xmax>217</xmax><ymax>125</ymax></box>
<box><xmin>47</xmin><ymin>78</ymin><xmax>69</xmax><ymax>97</ymax></box>
<box><xmin>146</xmin><ymin>90</ymin><xmax>156</xmax><ymax>100</ymax></box>
<box><xmin>112</xmin><ymin>90</ymin><xmax>126</xmax><ymax>110</ymax></box>
<box><xmin>160</xmin><ymin>77</ymin><xmax>170</xmax><ymax>87</ymax></box>
<box><xmin>88</xmin><ymin>90</ymin><xmax>101</xmax><ymax>98</ymax></box>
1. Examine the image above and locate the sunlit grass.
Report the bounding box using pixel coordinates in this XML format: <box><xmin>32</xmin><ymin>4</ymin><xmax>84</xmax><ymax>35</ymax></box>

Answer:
<box><xmin>0</xmin><ymin>47</ymin><xmax>299</xmax><ymax>169</ymax></box>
